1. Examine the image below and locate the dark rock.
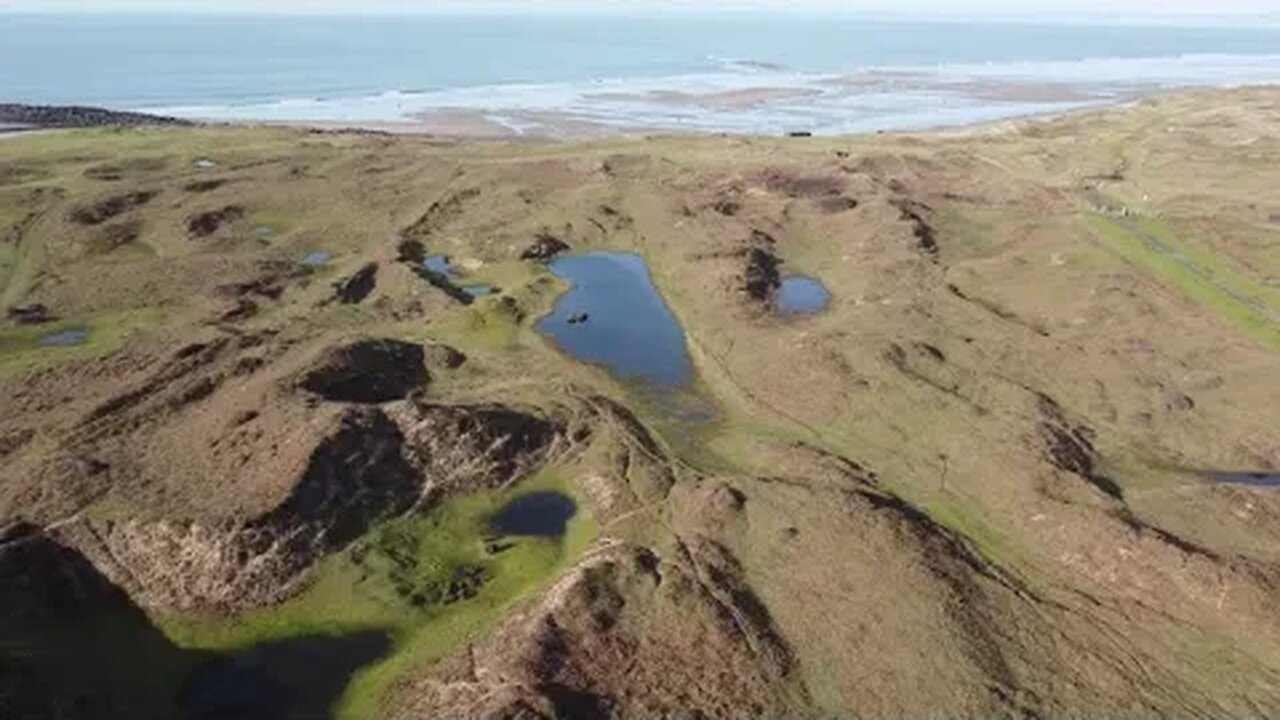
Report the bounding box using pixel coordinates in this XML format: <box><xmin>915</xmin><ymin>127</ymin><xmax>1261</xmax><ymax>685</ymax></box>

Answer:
<box><xmin>568</xmin><ymin>311</ymin><xmax>590</xmax><ymax>325</ymax></box>
<box><xmin>521</xmin><ymin>233</ymin><xmax>570</xmax><ymax>262</ymax></box>
<box><xmin>187</xmin><ymin>205</ymin><xmax>245</xmax><ymax>238</ymax></box>
<box><xmin>298</xmin><ymin>339</ymin><xmax>427</xmax><ymax>404</ymax></box>
<box><xmin>6</xmin><ymin>303</ymin><xmax>54</xmax><ymax>325</ymax></box>
<box><xmin>786</xmin><ymin>131</ymin><xmax>813</xmax><ymax>138</ymax></box>
<box><xmin>331</xmin><ymin>263</ymin><xmax>378</xmax><ymax>305</ymax></box>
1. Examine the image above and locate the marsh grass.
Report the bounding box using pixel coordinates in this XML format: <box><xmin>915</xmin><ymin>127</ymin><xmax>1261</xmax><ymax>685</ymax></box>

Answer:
<box><xmin>159</xmin><ymin>470</ymin><xmax>596</xmax><ymax>719</ymax></box>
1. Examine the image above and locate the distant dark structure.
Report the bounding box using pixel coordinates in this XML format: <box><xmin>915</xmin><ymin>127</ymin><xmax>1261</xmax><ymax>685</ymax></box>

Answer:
<box><xmin>0</xmin><ymin>103</ymin><xmax>193</xmax><ymax>130</ymax></box>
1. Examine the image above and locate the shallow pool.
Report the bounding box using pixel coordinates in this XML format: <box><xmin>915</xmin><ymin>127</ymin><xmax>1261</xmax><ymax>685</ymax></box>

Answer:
<box><xmin>775</xmin><ymin>275</ymin><xmax>831</xmax><ymax>315</ymax></box>
<box><xmin>489</xmin><ymin>492</ymin><xmax>577</xmax><ymax>537</ymax></box>
<box><xmin>41</xmin><ymin>328</ymin><xmax>88</xmax><ymax>347</ymax></box>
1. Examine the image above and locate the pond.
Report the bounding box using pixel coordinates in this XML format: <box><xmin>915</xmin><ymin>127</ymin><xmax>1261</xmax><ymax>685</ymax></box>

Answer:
<box><xmin>41</xmin><ymin>328</ymin><xmax>88</xmax><ymax>347</ymax></box>
<box><xmin>775</xmin><ymin>275</ymin><xmax>831</xmax><ymax>315</ymax></box>
<box><xmin>301</xmin><ymin>251</ymin><xmax>331</xmax><ymax>266</ymax></box>
<box><xmin>1206</xmin><ymin>471</ymin><xmax>1280</xmax><ymax>488</ymax></box>
<box><xmin>422</xmin><ymin>254</ymin><xmax>495</xmax><ymax>298</ymax></box>
<box><xmin>536</xmin><ymin>252</ymin><xmax>693</xmax><ymax>387</ymax></box>
<box><xmin>488</xmin><ymin>492</ymin><xmax>577</xmax><ymax>538</ymax></box>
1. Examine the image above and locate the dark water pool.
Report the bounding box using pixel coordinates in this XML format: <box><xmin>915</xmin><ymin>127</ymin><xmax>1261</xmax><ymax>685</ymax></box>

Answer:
<box><xmin>537</xmin><ymin>252</ymin><xmax>693</xmax><ymax>387</ymax></box>
<box><xmin>775</xmin><ymin>275</ymin><xmax>831</xmax><ymax>315</ymax></box>
<box><xmin>40</xmin><ymin>328</ymin><xmax>88</xmax><ymax>347</ymax></box>
<box><xmin>1207</xmin><ymin>471</ymin><xmax>1280</xmax><ymax>487</ymax></box>
<box><xmin>489</xmin><ymin>491</ymin><xmax>577</xmax><ymax>537</ymax></box>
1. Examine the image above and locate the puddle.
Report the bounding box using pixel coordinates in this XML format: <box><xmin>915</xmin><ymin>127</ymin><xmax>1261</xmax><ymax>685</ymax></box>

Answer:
<box><xmin>40</xmin><ymin>328</ymin><xmax>88</xmax><ymax>347</ymax></box>
<box><xmin>301</xmin><ymin>251</ymin><xmax>331</xmax><ymax>267</ymax></box>
<box><xmin>1206</xmin><ymin>471</ymin><xmax>1280</xmax><ymax>487</ymax></box>
<box><xmin>489</xmin><ymin>492</ymin><xmax>577</xmax><ymax>538</ymax></box>
<box><xmin>775</xmin><ymin>275</ymin><xmax>831</xmax><ymax>315</ymax></box>
<box><xmin>423</xmin><ymin>255</ymin><xmax>452</xmax><ymax>274</ymax></box>
<box><xmin>254</xmin><ymin>226</ymin><xmax>277</xmax><ymax>240</ymax></box>
<box><xmin>537</xmin><ymin>252</ymin><xmax>693</xmax><ymax>387</ymax></box>
<box><xmin>421</xmin><ymin>254</ymin><xmax>495</xmax><ymax>301</ymax></box>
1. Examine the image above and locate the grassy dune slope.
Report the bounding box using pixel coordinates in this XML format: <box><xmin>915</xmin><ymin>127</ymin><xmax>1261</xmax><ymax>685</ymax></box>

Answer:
<box><xmin>2</xmin><ymin>88</ymin><xmax>1279</xmax><ymax>718</ymax></box>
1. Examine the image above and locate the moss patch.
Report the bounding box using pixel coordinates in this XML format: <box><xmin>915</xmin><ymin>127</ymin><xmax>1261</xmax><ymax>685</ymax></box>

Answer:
<box><xmin>160</xmin><ymin>470</ymin><xmax>596</xmax><ymax>719</ymax></box>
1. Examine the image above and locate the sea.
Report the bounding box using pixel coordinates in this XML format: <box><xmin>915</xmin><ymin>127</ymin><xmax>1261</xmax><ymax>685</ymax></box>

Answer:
<box><xmin>3</xmin><ymin>11</ymin><xmax>1279</xmax><ymax>136</ymax></box>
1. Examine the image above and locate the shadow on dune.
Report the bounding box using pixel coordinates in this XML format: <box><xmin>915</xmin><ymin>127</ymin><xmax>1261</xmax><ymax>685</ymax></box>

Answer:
<box><xmin>0</xmin><ymin>524</ymin><xmax>390</xmax><ymax>720</ymax></box>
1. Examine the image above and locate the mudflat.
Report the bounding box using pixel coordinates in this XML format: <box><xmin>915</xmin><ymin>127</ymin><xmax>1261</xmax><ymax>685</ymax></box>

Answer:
<box><xmin>1</xmin><ymin>87</ymin><xmax>1279</xmax><ymax>718</ymax></box>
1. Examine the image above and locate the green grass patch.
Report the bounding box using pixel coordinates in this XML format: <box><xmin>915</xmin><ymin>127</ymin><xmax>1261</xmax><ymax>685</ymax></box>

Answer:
<box><xmin>1086</xmin><ymin>213</ymin><xmax>1280</xmax><ymax>350</ymax></box>
<box><xmin>160</xmin><ymin>470</ymin><xmax>596</xmax><ymax>719</ymax></box>
<box><xmin>0</xmin><ymin>307</ymin><xmax>168</xmax><ymax>375</ymax></box>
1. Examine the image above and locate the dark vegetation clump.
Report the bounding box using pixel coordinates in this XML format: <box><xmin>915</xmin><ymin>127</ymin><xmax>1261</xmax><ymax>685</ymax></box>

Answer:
<box><xmin>0</xmin><ymin>103</ymin><xmax>190</xmax><ymax>129</ymax></box>
<box><xmin>68</xmin><ymin>190</ymin><xmax>157</xmax><ymax>226</ymax></box>
<box><xmin>759</xmin><ymin>169</ymin><xmax>844</xmax><ymax>198</ymax></box>
<box><xmin>6</xmin><ymin>303</ymin><xmax>54</xmax><ymax>325</ymax></box>
<box><xmin>891</xmin><ymin>199</ymin><xmax>939</xmax><ymax>259</ymax></box>
<box><xmin>187</xmin><ymin>205</ymin><xmax>245</xmax><ymax>237</ymax></box>
<box><xmin>712</xmin><ymin>198</ymin><xmax>742</xmax><ymax>216</ymax></box>
<box><xmin>331</xmin><ymin>263</ymin><xmax>378</xmax><ymax>305</ymax></box>
<box><xmin>1036</xmin><ymin>393</ymin><xmax>1123</xmax><ymax>500</ymax></box>
<box><xmin>183</xmin><ymin>178</ymin><xmax>229</xmax><ymax>193</ymax></box>
<box><xmin>402</xmin><ymin>188</ymin><xmax>481</xmax><ymax>239</ymax></box>
<box><xmin>816</xmin><ymin>196</ymin><xmax>859</xmax><ymax>214</ymax></box>
<box><xmin>396</xmin><ymin>238</ymin><xmax>426</xmax><ymax>264</ymax></box>
<box><xmin>742</xmin><ymin>247</ymin><xmax>782</xmax><ymax>302</ymax></box>
<box><xmin>90</xmin><ymin>219</ymin><xmax>143</xmax><ymax>253</ymax></box>
<box><xmin>521</xmin><ymin>233</ymin><xmax>570</xmax><ymax>262</ymax></box>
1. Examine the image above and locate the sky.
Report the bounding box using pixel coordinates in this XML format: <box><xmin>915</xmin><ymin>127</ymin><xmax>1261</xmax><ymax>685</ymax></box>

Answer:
<box><xmin>1</xmin><ymin>0</ymin><xmax>1276</xmax><ymax>17</ymax></box>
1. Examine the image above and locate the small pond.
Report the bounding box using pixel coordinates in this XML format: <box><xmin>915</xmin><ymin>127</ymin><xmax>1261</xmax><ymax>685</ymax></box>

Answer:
<box><xmin>423</xmin><ymin>254</ymin><xmax>495</xmax><ymax>298</ymax></box>
<box><xmin>1206</xmin><ymin>471</ymin><xmax>1280</xmax><ymax>488</ymax></box>
<box><xmin>775</xmin><ymin>275</ymin><xmax>831</xmax><ymax>315</ymax></box>
<box><xmin>536</xmin><ymin>252</ymin><xmax>693</xmax><ymax>387</ymax></box>
<box><xmin>41</xmin><ymin>328</ymin><xmax>88</xmax><ymax>347</ymax></box>
<box><xmin>301</xmin><ymin>251</ymin><xmax>331</xmax><ymax>266</ymax></box>
<box><xmin>489</xmin><ymin>492</ymin><xmax>577</xmax><ymax>538</ymax></box>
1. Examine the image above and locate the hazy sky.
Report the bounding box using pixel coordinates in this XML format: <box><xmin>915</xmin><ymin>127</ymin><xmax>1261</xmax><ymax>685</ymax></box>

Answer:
<box><xmin>2</xmin><ymin>0</ymin><xmax>1276</xmax><ymax>16</ymax></box>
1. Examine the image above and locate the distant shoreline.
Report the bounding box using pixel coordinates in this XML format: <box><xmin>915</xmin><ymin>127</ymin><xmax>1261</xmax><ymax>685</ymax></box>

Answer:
<box><xmin>0</xmin><ymin>84</ymin><xmax>1270</xmax><ymax>143</ymax></box>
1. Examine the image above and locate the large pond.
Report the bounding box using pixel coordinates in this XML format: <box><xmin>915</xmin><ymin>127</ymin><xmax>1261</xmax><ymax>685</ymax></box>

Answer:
<box><xmin>488</xmin><ymin>492</ymin><xmax>577</xmax><ymax>537</ymax></box>
<box><xmin>536</xmin><ymin>252</ymin><xmax>693</xmax><ymax>387</ymax></box>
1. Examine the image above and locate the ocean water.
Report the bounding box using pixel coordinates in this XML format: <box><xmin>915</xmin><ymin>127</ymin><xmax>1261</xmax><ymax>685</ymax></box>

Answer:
<box><xmin>3</xmin><ymin>12</ymin><xmax>1279</xmax><ymax>135</ymax></box>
